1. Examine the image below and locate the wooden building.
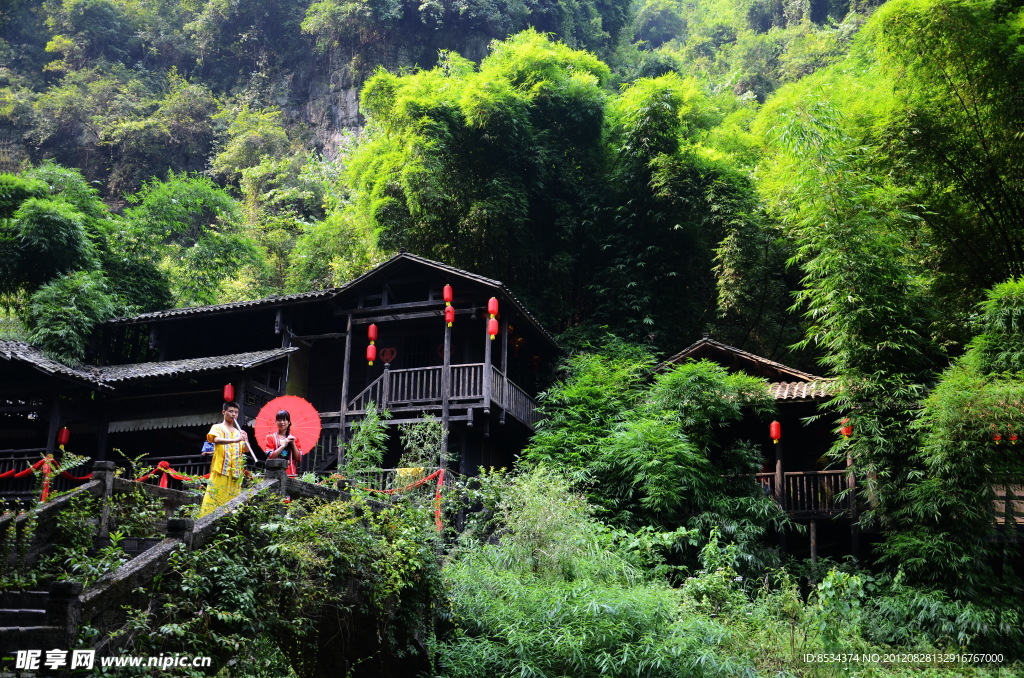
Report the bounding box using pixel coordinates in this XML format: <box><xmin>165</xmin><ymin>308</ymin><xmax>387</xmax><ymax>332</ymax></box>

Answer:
<box><xmin>658</xmin><ymin>337</ymin><xmax>857</xmax><ymax>559</ymax></box>
<box><xmin>0</xmin><ymin>253</ymin><xmax>558</xmax><ymax>492</ymax></box>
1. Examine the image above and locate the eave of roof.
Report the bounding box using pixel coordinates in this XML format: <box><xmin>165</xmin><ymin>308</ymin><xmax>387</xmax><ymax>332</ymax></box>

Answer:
<box><xmin>0</xmin><ymin>340</ymin><xmax>107</xmax><ymax>389</ymax></box>
<box><xmin>92</xmin><ymin>347</ymin><xmax>298</xmax><ymax>383</ymax></box>
<box><xmin>768</xmin><ymin>380</ymin><xmax>833</xmax><ymax>402</ymax></box>
<box><xmin>656</xmin><ymin>337</ymin><xmax>823</xmax><ymax>382</ymax></box>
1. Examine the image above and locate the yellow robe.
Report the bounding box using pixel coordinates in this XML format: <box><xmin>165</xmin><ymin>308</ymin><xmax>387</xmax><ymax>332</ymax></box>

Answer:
<box><xmin>199</xmin><ymin>423</ymin><xmax>246</xmax><ymax>517</ymax></box>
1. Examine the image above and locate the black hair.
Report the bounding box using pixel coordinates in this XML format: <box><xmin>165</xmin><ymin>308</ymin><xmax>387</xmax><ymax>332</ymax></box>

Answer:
<box><xmin>223</xmin><ymin>401</ymin><xmax>239</xmax><ymax>411</ymax></box>
<box><xmin>276</xmin><ymin>409</ymin><xmax>291</xmax><ymax>435</ymax></box>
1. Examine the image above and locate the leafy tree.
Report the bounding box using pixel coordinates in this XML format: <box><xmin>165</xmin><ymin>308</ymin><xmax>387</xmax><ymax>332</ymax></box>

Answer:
<box><xmin>755</xmin><ymin>95</ymin><xmax>943</xmax><ymax>528</ymax></box>
<box><xmin>879</xmin><ymin>278</ymin><xmax>1024</xmax><ymax>613</ymax></box>
<box><xmin>349</xmin><ymin>31</ymin><xmax>611</xmax><ymax>327</ymax></box>
<box><xmin>11</xmin><ymin>196</ymin><xmax>98</xmax><ymax>291</ymax></box>
<box><xmin>24</xmin><ymin>269</ymin><xmax>115</xmax><ymax>363</ymax></box>
<box><xmin>862</xmin><ymin>0</ymin><xmax>1024</xmax><ymax>305</ymax></box>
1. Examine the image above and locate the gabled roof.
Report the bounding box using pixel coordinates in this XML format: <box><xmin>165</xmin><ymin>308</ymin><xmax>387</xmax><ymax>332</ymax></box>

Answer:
<box><xmin>105</xmin><ymin>251</ymin><xmax>559</xmax><ymax>350</ymax></box>
<box><xmin>92</xmin><ymin>347</ymin><xmax>297</xmax><ymax>383</ymax></box>
<box><xmin>0</xmin><ymin>340</ymin><xmax>106</xmax><ymax>389</ymax></box>
<box><xmin>657</xmin><ymin>337</ymin><xmax>822</xmax><ymax>382</ymax></box>
<box><xmin>0</xmin><ymin>341</ymin><xmax>294</xmax><ymax>389</ymax></box>
<box><xmin>656</xmin><ymin>337</ymin><xmax>832</xmax><ymax>403</ymax></box>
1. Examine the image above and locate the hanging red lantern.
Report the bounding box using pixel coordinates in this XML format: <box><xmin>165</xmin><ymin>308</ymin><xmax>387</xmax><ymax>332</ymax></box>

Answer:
<box><xmin>443</xmin><ymin>284</ymin><xmax>453</xmax><ymax>305</ymax></box>
<box><xmin>487</xmin><ymin>317</ymin><xmax>499</xmax><ymax>340</ymax></box>
<box><xmin>769</xmin><ymin>420</ymin><xmax>782</xmax><ymax>444</ymax></box>
<box><xmin>223</xmin><ymin>383</ymin><xmax>235</xmax><ymax>402</ymax></box>
<box><xmin>56</xmin><ymin>427</ymin><xmax>70</xmax><ymax>447</ymax></box>
<box><xmin>366</xmin><ymin>344</ymin><xmax>377</xmax><ymax>366</ymax></box>
<box><xmin>487</xmin><ymin>297</ymin><xmax>499</xmax><ymax>318</ymax></box>
<box><xmin>840</xmin><ymin>418</ymin><xmax>853</xmax><ymax>438</ymax></box>
<box><xmin>993</xmin><ymin>433</ymin><xmax>1003</xmax><ymax>444</ymax></box>
<box><xmin>367</xmin><ymin>323</ymin><xmax>378</xmax><ymax>343</ymax></box>
<box><xmin>1011</xmin><ymin>434</ymin><xmax>1019</xmax><ymax>445</ymax></box>
<box><xmin>445</xmin><ymin>305</ymin><xmax>455</xmax><ymax>327</ymax></box>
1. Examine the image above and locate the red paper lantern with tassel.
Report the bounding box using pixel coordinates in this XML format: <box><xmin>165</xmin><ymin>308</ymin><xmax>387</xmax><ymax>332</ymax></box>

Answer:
<box><xmin>769</xmin><ymin>420</ymin><xmax>782</xmax><ymax>444</ymax></box>
<box><xmin>487</xmin><ymin>317</ymin><xmax>499</xmax><ymax>340</ymax></box>
<box><xmin>487</xmin><ymin>297</ymin><xmax>499</xmax><ymax>317</ymax></box>
<box><xmin>840</xmin><ymin>418</ymin><xmax>853</xmax><ymax>438</ymax></box>
<box><xmin>443</xmin><ymin>284</ymin><xmax>453</xmax><ymax>305</ymax></box>
<box><xmin>445</xmin><ymin>305</ymin><xmax>455</xmax><ymax>326</ymax></box>
<box><xmin>223</xmin><ymin>383</ymin><xmax>235</xmax><ymax>402</ymax></box>
<box><xmin>367</xmin><ymin>323</ymin><xmax>378</xmax><ymax>342</ymax></box>
<box><xmin>56</xmin><ymin>427</ymin><xmax>70</xmax><ymax>447</ymax></box>
<box><xmin>366</xmin><ymin>344</ymin><xmax>377</xmax><ymax>366</ymax></box>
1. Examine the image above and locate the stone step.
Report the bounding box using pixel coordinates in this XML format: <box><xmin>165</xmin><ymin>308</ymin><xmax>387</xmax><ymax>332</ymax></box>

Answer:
<box><xmin>0</xmin><ymin>609</ymin><xmax>45</xmax><ymax>626</ymax></box>
<box><xmin>0</xmin><ymin>625</ymin><xmax>64</xmax><ymax>654</ymax></box>
<box><xmin>0</xmin><ymin>590</ymin><xmax>47</xmax><ymax>608</ymax></box>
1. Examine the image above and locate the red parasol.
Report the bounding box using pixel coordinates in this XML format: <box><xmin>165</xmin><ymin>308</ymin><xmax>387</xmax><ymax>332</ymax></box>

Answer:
<box><xmin>255</xmin><ymin>395</ymin><xmax>322</xmax><ymax>456</ymax></box>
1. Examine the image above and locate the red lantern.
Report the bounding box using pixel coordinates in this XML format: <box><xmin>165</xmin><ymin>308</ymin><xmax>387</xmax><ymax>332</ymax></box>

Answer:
<box><xmin>56</xmin><ymin>427</ymin><xmax>70</xmax><ymax>447</ymax></box>
<box><xmin>840</xmin><ymin>418</ymin><xmax>853</xmax><ymax>438</ymax></box>
<box><xmin>1011</xmin><ymin>434</ymin><xmax>1019</xmax><ymax>445</ymax></box>
<box><xmin>487</xmin><ymin>317</ymin><xmax>499</xmax><ymax>340</ymax></box>
<box><xmin>769</xmin><ymin>420</ymin><xmax>782</xmax><ymax>444</ymax></box>
<box><xmin>367</xmin><ymin>323</ymin><xmax>378</xmax><ymax>343</ymax></box>
<box><xmin>443</xmin><ymin>284</ymin><xmax>453</xmax><ymax>305</ymax></box>
<box><xmin>487</xmin><ymin>297</ymin><xmax>499</xmax><ymax>318</ymax></box>
<box><xmin>223</xmin><ymin>383</ymin><xmax>235</xmax><ymax>402</ymax></box>
<box><xmin>445</xmin><ymin>305</ymin><xmax>455</xmax><ymax>327</ymax></box>
<box><xmin>993</xmin><ymin>433</ymin><xmax>1003</xmax><ymax>444</ymax></box>
<box><xmin>366</xmin><ymin>344</ymin><xmax>377</xmax><ymax>366</ymax></box>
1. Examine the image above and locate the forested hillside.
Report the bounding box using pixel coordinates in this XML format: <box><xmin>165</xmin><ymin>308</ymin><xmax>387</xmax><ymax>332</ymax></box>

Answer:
<box><xmin>3</xmin><ymin>0</ymin><xmax>1024</xmax><ymax>673</ymax></box>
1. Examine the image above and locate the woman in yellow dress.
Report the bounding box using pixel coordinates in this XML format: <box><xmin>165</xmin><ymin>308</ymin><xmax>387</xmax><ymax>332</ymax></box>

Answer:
<box><xmin>199</xmin><ymin>401</ymin><xmax>251</xmax><ymax>517</ymax></box>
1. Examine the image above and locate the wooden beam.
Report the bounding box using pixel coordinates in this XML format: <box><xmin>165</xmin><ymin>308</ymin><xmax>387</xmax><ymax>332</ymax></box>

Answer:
<box><xmin>339</xmin><ymin>313</ymin><xmax>352</xmax><ymax>470</ymax></box>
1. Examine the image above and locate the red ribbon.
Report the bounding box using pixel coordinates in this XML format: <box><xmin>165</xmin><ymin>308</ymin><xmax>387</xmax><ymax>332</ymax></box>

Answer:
<box><xmin>361</xmin><ymin>469</ymin><xmax>446</xmax><ymax>531</ymax></box>
<box><xmin>136</xmin><ymin>460</ymin><xmax>210</xmax><ymax>484</ymax></box>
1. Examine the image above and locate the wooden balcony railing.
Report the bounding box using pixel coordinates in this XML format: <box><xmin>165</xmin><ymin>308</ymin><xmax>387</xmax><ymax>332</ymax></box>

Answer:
<box><xmin>994</xmin><ymin>484</ymin><xmax>1024</xmax><ymax>525</ymax></box>
<box><xmin>756</xmin><ymin>470</ymin><xmax>853</xmax><ymax>517</ymax></box>
<box><xmin>346</xmin><ymin>363</ymin><xmax>539</xmax><ymax>429</ymax></box>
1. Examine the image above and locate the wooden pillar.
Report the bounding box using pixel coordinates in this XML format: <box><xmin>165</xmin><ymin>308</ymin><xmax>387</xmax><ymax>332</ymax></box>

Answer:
<box><xmin>339</xmin><ymin>313</ymin><xmax>352</xmax><ymax>467</ymax></box>
<box><xmin>499</xmin><ymin>316</ymin><xmax>508</xmax><ymax>425</ymax></box>
<box><xmin>774</xmin><ymin>440</ymin><xmax>784</xmax><ymax>507</ymax></box>
<box><xmin>810</xmin><ymin>519</ymin><xmax>818</xmax><ymax>564</ymax></box>
<box><xmin>381</xmin><ymin>362</ymin><xmax>391</xmax><ymax>411</ymax></box>
<box><xmin>441</xmin><ymin>318</ymin><xmax>452</xmax><ymax>469</ymax></box>
<box><xmin>45</xmin><ymin>393</ymin><xmax>60</xmax><ymax>455</ymax></box>
<box><xmin>482</xmin><ymin>309</ymin><xmax>492</xmax><ymax>416</ymax></box>
<box><xmin>848</xmin><ymin>452</ymin><xmax>860</xmax><ymax>559</ymax></box>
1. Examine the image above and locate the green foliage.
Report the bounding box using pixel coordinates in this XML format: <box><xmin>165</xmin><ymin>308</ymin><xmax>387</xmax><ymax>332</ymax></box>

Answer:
<box><xmin>342</xmin><ymin>401</ymin><xmax>389</xmax><ymax>475</ymax></box>
<box><xmin>526</xmin><ymin>342</ymin><xmax>785</xmax><ymax>571</ymax></box>
<box><xmin>877</xmin><ymin>278</ymin><xmax>1024</xmax><ymax>604</ymax></box>
<box><xmin>397</xmin><ymin>413</ymin><xmax>445</xmax><ymax>469</ymax></box>
<box><xmin>24</xmin><ymin>269</ymin><xmax>115</xmax><ymax>363</ymax></box>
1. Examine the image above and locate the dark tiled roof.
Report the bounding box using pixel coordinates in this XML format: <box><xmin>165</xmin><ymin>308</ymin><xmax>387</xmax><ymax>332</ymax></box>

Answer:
<box><xmin>105</xmin><ymin>251</ymin><xmax>560</xmax><ymax>350</ymax></box>
<box><xmin>93</xmin><ymin>347</ymin><xmax>298</xmax><ymax>383</ymax></box>
<box><xmin>0</xmin><ymin>340</ymin><xmax>106</xmax><ymax>388</ymax></box>
<box><xmin>768</xmin><ymin>381</ymin><xmax>833</xmax><ymax>402</ymax></box>
<box><xmin>657</xmin><ymin>337</ymin><xmax>823</xmax><ymax>382</ymax></box>
<box><xmin>105</xmin><ymin>288</ymin><xmax>339</xmax><ymax>323</ymax></box>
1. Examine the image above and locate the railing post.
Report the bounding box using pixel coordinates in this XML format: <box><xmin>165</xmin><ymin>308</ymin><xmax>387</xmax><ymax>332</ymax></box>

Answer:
<box><xmin>483</xmin><ymin>323</ymin><xmax>492</xmax><ymax>415</ymax></box>
<box><xmin>167</xmin><ymin>517</ymin><xmax>195</xmax><ymax>549</ymax></box>
<box><xmin>381</xmin><ymin>363</ymin><xmax>391</xmax><ymax>411</ymax></box>
<box><xmin>46</xmin><ymin>580</ymin><xmax>82</xmax><ymax>649</ymax></box>
<box><xmin>92</xmin><ymin>460</ymin><xmax>116</xmax><ymax>548</ymax></box>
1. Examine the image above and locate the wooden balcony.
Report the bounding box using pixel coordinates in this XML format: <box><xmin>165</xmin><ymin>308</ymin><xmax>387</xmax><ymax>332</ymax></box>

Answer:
<box><xmin>343</xmin><ymin>363</ymin><xmax>541</xmax><ymax>430</ymax></box>
<box><xmin>756</xmin><ymin>470</ymin><xmax>853</xmax><ymax>518</ymax></box>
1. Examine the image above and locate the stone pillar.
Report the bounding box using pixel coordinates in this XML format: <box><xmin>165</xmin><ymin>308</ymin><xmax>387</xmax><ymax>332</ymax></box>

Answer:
<box><xmin>92</xmin><ymin>461</ymin><xmax>116</xmax><ymax>549</ymax></box>
<box><xmin>46</xmin><ymin>580</ymin><xmax>83</xmax><ymax>649</ymax></box>
<box><xmin>166</xmin><ymin>518</ymin><xmax>195</xmax><ymax>549</ymax></box>
<box><xmin>265</xmin><ymin>458</ymin><xmax>288</xmax><ymax>495</ymax></box>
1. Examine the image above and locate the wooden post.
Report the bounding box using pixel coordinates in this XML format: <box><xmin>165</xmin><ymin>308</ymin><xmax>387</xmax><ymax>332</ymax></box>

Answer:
<box><xmin>339</xmin><ymin>313</ymin><xmax>352</xmax><ymax>468</ymax></box>
<box><xmin>848</xmin><ymin>452</ymin><xmax>859</xmax><ymax>559</ymax></box>
<box><xmin>46</xmin><ymin>394</ymin><xmax>60</xmax><ymax>455</ymax></box>
<box><xmin>381</xmin><ymin>362</ymin><xmax>391</xmax><ymax>411</ymax></box>
<box><xmin>441</xmin><ymin>319</ymin><xmax>451</xmax><ymax>469</ymax></box>
<box><xmin>499</xmin><ymin>316</ymin><xmax>508</xmax><ymax>425</ymax></box>
<box><xmin>810</xmin><ymin>519</ymin><xmax>818</xmax><ymax>565</ymax></box>
<box><xmin>774</xmin><ymin>441</ymin><xmax>784</xmax><ymax>508</ymax></box>
<box><xmin>482</xmin><ymin>310</ymin><xmax>492</xmax><ymax>416</ymax></box>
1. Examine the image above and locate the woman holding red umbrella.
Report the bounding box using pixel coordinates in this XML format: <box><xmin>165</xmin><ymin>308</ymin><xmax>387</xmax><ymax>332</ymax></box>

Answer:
<box><xmin>263</xmin><ymin>410</ymin><xmax>305</xmax><ymax>476</ymax></box>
